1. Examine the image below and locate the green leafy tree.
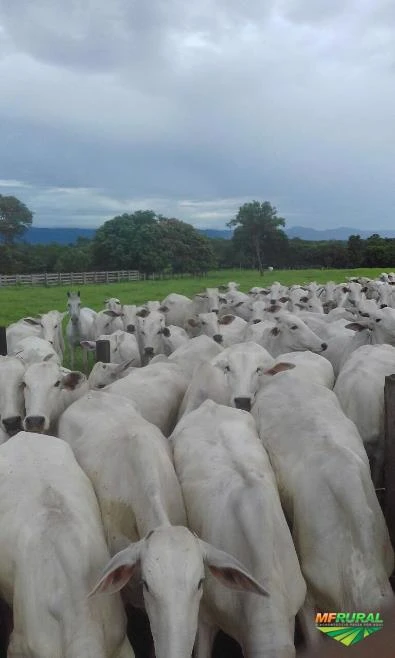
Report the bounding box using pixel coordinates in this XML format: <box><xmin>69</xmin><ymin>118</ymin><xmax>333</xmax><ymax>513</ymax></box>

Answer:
<box><xmin>0</xmin><ymin>195</ymin><xmax>33</xmax><ymax>244</ymax></box>
<box><xmin>227</xmin><ymin>201</ymin><xmax>287</xmax><ymax>274</ymax></box>
<box><xmin>347</xmin><ymin>235</ymin><xmax>365</xmax><ymax>268</ymax></box>
<box><xmin>157</xmin><ymin>218</ymin><xmax>217</xmax><ymax>273</ymax></box>
<box><xmin>92</xmin><ymin>210</ymin><xmax>215</xmax><ymax>274</ymax></box>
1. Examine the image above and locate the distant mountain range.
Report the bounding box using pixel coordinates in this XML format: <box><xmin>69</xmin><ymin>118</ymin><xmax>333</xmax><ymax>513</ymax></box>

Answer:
<box><xmin>14</xmin><ymin>225</ymin><xmax>395</xmax><ymax>245</ymax></box>
<box><xmin>285</xmin><ymin>226</ymin><xmax>395</xmax><ymax>240</ymax></box>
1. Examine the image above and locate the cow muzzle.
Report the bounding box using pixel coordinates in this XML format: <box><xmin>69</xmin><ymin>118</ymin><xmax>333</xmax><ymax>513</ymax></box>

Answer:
<box><xmin>24</xmin><ymin>415</ymin><xmax>46</xmax><ymax>433</ymax></box>
<box><xmin>2</xmin><ymin>415</ymin><xmax>22</xmax><ymax>436</ymax></box>
<box><xmin>234</xmin><ymin>397</ymin><xmax>252</xmax><ymax>412</ymax></box>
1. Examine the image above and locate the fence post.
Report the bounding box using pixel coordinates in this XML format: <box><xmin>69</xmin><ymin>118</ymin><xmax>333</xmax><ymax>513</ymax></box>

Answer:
<box><xmin>384</xmin><ymin>374</ymin><xmax>395</xmax><ymax>588</ymax></box>
<box><xmin>96</xmin><ymin>339</ymin><xmax>111</xmax><ymax>364</ymax></box>
<box><xmin>0</xmin><ymin>327</ymin><xmax>7</xmax><ymax>356</ymax></box>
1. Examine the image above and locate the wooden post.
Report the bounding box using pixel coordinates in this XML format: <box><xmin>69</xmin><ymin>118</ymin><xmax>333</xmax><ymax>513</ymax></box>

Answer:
<box><xmin>96</xmin><ymin>339</ymin><xmax>111</xmax><ymax>364</ymax></box>
<box><xmin>384</xmin><ymin>374</ymin><xmax>395</xmax><ymax>589</ymax></box>
<box><xmin>0</xmin><ymin>327</ymin><xmax>7</xmax><ymax>356</ymax></box>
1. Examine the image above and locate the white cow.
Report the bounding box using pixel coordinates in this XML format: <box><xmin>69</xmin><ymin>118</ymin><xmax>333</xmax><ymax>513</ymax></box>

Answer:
<box><xmin>0</xmin><ymin>432</ymin><xmax>134</xmax><ymax>658</ymax></box>
<box><xmin>81</xmin><ymin>330</ymin><xmax>141</xmax><ymax>366</ymax></box>
<box><xmin>104</xmin><ymin>297</ymin><xmax>123</xmax><ymax>314</ymax></box>
<box><xmin>160</xmin><ymin>289</ymin><xmax>221</xmax><ymax>327</ymax></box>
<box><xmin>134</xmin><ymin>308</ymin><xmax>167</xmax><ymax>363</ymax></box>
<box><xmin>0</xmin><ymin>356</ymin><xmax>25</xmax><ymax>436</ymax></box>
<box><xmin>10</xmin><ymin>336</ymin><xmax>61</xmax><ymax>365</ymax></box>
<box><xmin>23</xmin><ymin>361</ymin><xmax>88</xmax><ymax>434</ymax></box>
<box><xmin>122</xmin><ymin>304</ymin><xmax>139</xmax><ymax>333</ymax></box>
<box><xmin>58</xmin><ymin>393</ymin><xmax>266</xmax><ymax>658</ymax></box>
<box><xmin>88</xmin><ymin>360</ymin><xmax>136</xmax><ymax>389</ymax></box>
<box><xmin>7</xmin><ymin>311</ymin><xmax>65</xmax><ymax>358</ymax></box>
<box><xmin>93</xmin><ymin>309</ymin><xmax>124</xmax><ymax>338</ymax></box>
<box><xmin>272</xmin><ymin>351</ymin><xmax>335</xmax><ymax>389</ymax></box>
<box><xmin>65</xmin><ymin>291</ymin><xmax>97</xmax><ymax>370</ymax></box>
<box><xmin>58</xmin><ymin>391</ymin><xmax>186</xmax><ymax>554</ymax></box>
<box><xmin>178</xmin><ymin>342</ymin><xmax>275</xmax><ymax>418</ymax></box>
<box><xmin>185</xmin><ymin>312</ymin><xmax>247</xmax><ymax>347</ymax></box>
<box><xmin>252</xmin><ymin>365</ymin><xmax>394</xmax><ymax>613</ymax></box>
<box><xmin>258</xmin><ymin>311</ymin><xmax>328</xmax><ymax>357</ymax></box>
<box><xmin>159</xmin><ymin>293</ymin><xmax>194</xmax><ymax>327</ymax></box>
<box><xmin>334</xmin><ymin>344</ymin><xmax>395</xmax><ymax>487</ymax></box>
<box><xmin>161</xmin><ymin>325</ymin><xmax>189</xmax><ymax>354</ymax></box>
<box><xmin>171</xmin><ymin>401</ymin><xmax>306</xmax><ymax>658</ymax></box>
<box><xmin>166</xmin><ymin>335</ymin><xmax>224</xmax><ymax>380</ymax></box>
<box><xmin>103</xmin><ymin>361</ymin><xmax>189</xmax><ymax>435</ymax></box>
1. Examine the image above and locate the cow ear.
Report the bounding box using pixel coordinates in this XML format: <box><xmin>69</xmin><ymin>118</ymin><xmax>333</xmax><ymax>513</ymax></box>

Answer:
<box><xmin>136</xmin><ymin>308</ymin><xmax>149</xmax><ymax>318</ymax></box>
<box><xmin>88</xmin><ymin>540</ymin><xmax>145</xmax><ymax>597</ymax></box>
<box><xmin>267</xmin><ymin>305</ymin><xmax>281</xmax><ymax>313</ymax></box>
<box><xmin>187</xmin><ymin>317</ymin><xmax>199</xmax><ymax>328</ymax></box>
<box><xmin>264</xmin><ymin>362</ymin><xmax>295</xmax><ymax>376</ymax></box>
<box><xmin>342</xmin><ymin>286</ymin><xmax>350</xmax><ymax>293</ymax></box>
<box><xmin>270</xmin><ymin>326</ymin><xmax>280</xmax><ymax>336</ymax></box>
<box><xmin>159</xmin><ymin>305</ymin><xmax>169</xmax><ymax>313</ymax></box>
<box><xmin>234</xmin><ymin>301</ymin><xmax>244</xmax><ymax>308</ymax></box>
<box><xmin>219</xmin><ymin>297</ymin><xmax>228</xmax><ymax>304</ymax></box>
<box><xmin>103</xmin><ymin>310</ymin><xmax>118</xmax><ymax>318</ymax></box>
<box><xmin>279</xmin><ymin>296</ymin><xmax>290</xmax><ymax>303</ymax></box>
<box><xmin>23</xmin><ymin>317</ymin><xmax>42</xmax><ymax>326</ymax></box>
<box><xmin>219</xmin><ymin>315</ymin><xmax>235</xmax><ymax>325</ymax></box>
<box><xmin>198</xmin><ymin>539</ymin><xmax>268</xmax><ymax>597</ymax></box>
<box><xmin>345</xmin><ymin>322</ymin><xmax>366</xmax><ymax>332</ymax></box>
<box><xmin>162</xmin><ymin>327</ymin><xmax>171</xmax><ymax>337</ymax></box>
<box><xmin>116</xmin><ymin>359</ymin><xmax>135</xmax><ymax>374</ymax></box>
<box><xmin>80</xmin><ymin>340</ymin><xmax>96</xmax><ymax>351</ymax></box>
<box><xmin>61</xmin><ymin>371</ymin><xmax>86</xmax><ymax>390</ymax></box>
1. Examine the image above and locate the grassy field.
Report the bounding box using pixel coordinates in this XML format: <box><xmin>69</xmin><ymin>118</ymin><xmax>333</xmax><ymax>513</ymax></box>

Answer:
<box><xmin>0</xmin><ymin>267</ymin><xmax>387</xmax><ymax>326</ymax></box>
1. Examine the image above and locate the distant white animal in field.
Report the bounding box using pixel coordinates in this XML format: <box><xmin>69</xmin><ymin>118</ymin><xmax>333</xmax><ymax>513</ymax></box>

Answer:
<box><xmin>65</xmin><ymin>291</ymin><xmax>97</xmax><ymax>370</ymax></box>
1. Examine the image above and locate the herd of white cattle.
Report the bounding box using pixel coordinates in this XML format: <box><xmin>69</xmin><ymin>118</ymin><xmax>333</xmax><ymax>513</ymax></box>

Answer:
<box><xmin>1</xmin><ymin>273</ymin><xmax>395</xmax><ymax>657</ymax></box>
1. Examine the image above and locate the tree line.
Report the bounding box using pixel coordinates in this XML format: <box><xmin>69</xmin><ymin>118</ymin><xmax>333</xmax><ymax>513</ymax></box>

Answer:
<box><xmin>0</xmin><ymin>195</ymin><xmax>394</xmax><ymax>274</ymax></box>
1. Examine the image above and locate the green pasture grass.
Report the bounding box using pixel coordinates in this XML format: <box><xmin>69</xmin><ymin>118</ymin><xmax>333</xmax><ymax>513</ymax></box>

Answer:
<box><xmin>0</xmin><ymin>267</ymin><xmax>387</xmax><ymax>370</ymax></box>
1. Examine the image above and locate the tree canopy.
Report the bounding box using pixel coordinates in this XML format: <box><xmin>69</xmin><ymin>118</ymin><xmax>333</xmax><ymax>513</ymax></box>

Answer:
<box><xmin>227</xmin><ymin>200</ymin><xmax>287</xmax><ymax>274</ymax></box>
<box><xmin>0</xmin><ymin>195</ymin><xmax>33</xmax><ymax>244</ymax></box>
<box><xmin>92</xmin><ymin>210</ymin><xmax>216</xmax><ymax>274</ymax></box>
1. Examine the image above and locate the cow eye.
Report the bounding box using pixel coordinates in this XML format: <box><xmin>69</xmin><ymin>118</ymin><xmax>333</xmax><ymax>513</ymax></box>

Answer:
<box><xmin>20</xmin><ymin>382</ymin><xmax>26</xmax><ymax>389</ymax></box>
<box><xmin>224</xmin><ymin>365</ymin><xmax>230</xmax><ymax>372</ymax></box>
<box><xmin>376</xmin><ymin>318</ymin><xmax>382</xmax><ymax>323</ymax></box>
<box><xmin>256</xmin><ymin>367</ymin><xmax>263</xmax><ymax>374</ymax></box>
<box><xmin>142</xmin><ymin>579</ymin><xmax>149</xmax><ymax>592</ymax></box>
<box><xmin>54</xmin><ymin>324</ymin><xmax>58</xmax><ymax>329</ymax></box>
<box><xmin>54</xmin><ymin>380</ymin><xmax>61</xmax><ymax>387</ymax></box>
<box><xmin>198</xmin><ymin>578</ymin><xmax>204</xmax><ymax>590</ymax></box>
<box><xmin>201</xmin><ymin>321</ymin><xmax>206</xmax><ymax>325</ymax></box>
<box><xmin>291</xmin><ymin>325</ymin><xmax>298</xmax><ymax>330</ymax></box>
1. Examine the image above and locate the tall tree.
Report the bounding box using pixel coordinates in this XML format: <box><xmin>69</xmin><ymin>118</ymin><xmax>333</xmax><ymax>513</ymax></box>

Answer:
<box><xmin>227</xmin><ymin>200</ymin><xmax>287</xmax><ymax>274</ymax></box>
<box><xmin>347</xmin><ymin>234</ymin><xmax>365</xmax><ymax>268</ymax></box>
<box><xmin>0</xmin><ymin>195</ymin><xmax>33</xmax><ymax>244</ymax></box>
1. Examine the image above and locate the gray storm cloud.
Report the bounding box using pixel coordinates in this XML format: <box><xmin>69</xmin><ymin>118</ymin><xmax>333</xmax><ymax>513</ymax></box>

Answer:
<box><xmin>0</xmin><ymin>0</ymin><xmax>394</xmax><ymax>230</ymax></box>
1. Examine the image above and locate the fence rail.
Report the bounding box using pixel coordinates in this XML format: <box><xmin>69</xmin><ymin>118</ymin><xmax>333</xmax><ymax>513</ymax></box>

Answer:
<box><xmin>0</xmin><ymin>269</ymin><xmax>210</xmax><ymax>287</ymax></box>
<box><xmin>0</xmin><ymin>270</ymin><xmax>141</xmax><ymax>287</ymax></box>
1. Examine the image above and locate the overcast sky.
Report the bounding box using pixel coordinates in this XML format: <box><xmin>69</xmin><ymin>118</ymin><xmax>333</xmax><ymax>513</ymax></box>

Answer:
<box><xmin>0</xmin><ymin>0</ymin><xmax>394</xmax><ymax>231</ymax></box>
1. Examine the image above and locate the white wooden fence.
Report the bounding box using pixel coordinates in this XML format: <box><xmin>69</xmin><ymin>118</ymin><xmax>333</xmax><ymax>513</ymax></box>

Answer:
<box><xmin>0</xmin><ymin>270</ymin><xmax>141</xmax><ymax>287</ymax></box>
